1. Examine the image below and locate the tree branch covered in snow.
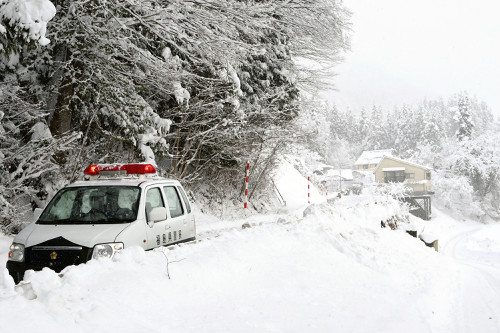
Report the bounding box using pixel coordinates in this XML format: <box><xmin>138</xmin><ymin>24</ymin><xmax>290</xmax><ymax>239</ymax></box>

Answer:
<box><xmin>0</xmin><ymin>78</ymin><xmax>79</xmax><ymax>233</ymax></box>
<box><xmin>0</xmin><ymin>0</ymin><xmax>56</xmax><ymax>54</ymax></box>
<box><xmin>0</xmin><ymin>0</ymin><xmax>350</xmax><ymax>231</ymax></box>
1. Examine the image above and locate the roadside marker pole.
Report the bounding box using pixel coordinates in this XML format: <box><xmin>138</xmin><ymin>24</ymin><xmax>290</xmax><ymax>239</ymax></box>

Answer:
<box><xmin>308</xmin><ymin>176</ymin><xmax>310</xmax><ymax>204</ymax></box>
<box><xmin>244</xmin><ymin>161</ymin><xmax>250</xmax><ymax>216</ymax></box>
<box><xmin>325</xmin><ymin>180</ymin><xmax>328</xmax><ymax>198</ymax></box>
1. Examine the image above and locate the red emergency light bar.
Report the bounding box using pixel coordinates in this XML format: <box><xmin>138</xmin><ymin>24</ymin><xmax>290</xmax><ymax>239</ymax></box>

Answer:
<box><xmin>84</xmin><ymin>163</ymin><xmax>157</xmax><ymax>176</ymax></box>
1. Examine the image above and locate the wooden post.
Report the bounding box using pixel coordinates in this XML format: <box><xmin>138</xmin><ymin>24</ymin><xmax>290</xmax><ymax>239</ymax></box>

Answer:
<box><xmin>244</xmin><ymin>161</ymin><xmax>250</xmax><ymax>216</ymax></box>
<box><xmin>308</xmin><ymin>176</ymin><xmax>310</xmax><ymax>204</ymax></box>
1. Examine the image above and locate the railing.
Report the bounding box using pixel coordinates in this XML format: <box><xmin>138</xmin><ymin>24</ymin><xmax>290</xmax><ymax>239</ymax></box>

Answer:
<box><xmin>409</xmin><ymin>191</ymin><xmax>434</xmax><ymax>196</ymax></box>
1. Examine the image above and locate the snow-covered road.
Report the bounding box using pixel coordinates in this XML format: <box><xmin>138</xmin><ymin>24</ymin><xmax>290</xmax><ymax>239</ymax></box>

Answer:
<box><xmin>1</xmin><ymin>196</ymin><xmax>500</xmax><ymax>332</ymax></box>
<box><xmin>440</xmin><ymin>223</ymin><xmax>500</xmax><ymax>332</ymax></box>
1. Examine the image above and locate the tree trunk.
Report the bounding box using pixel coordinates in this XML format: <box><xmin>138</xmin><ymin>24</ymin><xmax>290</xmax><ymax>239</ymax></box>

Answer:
<box><xmin>47</xmin><ymin>43</ymin><xmax>74</xmax><ymax>163</ymax></box>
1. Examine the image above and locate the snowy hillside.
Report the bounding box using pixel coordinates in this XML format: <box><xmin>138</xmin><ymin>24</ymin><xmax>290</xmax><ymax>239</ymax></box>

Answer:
<box><xmin>1</xmin><ymin>163</ymin><xmax>500</xmax><ymax>332</ymax></box>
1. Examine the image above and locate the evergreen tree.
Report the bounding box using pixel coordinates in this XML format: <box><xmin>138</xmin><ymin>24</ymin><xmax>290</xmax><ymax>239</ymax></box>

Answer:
<box><xmin>420</xmin><ymin>105</ymin><xmax>443</xmax><ymax>150</ymax></box>
<box><xmin>393</xmin><ymin>105</ymin><xmax>417</xmax><ymax>156</ymax></box>
<box><xmin>384</xmin><ymin>107</ymin><xmax>399</xmax><ymax>150</ymax></box>
<box><xmin>329</xmin><ymin>105</ymin><xmax>345</xmax><ymax>140</ymax></box>
<box><xmin>356</xmin><ymin>108</ymin><xmax>370</xmax><ymax>145</ymax></box>
<box><xmin>343</xmin><ymin>107</ymin><xmax>357</xmax><ymax>143</ymax></box>
<box><xmin>366</xmin><ymin>105</ymin><xmax>387</xmax><ymax>149</ymax></box>
<box><xmin>454</xmin><ymin>94</ymin><xmax>474</xmax><ymax>141</ymax></box>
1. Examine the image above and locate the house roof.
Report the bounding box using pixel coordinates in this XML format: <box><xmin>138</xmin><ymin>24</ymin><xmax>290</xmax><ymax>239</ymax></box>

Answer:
<box><xmin>354</xmin><ymin>149</ymin><xmax>396</xmax><ymax>166</ymax></box>
<box><xmin>314</xmin><ymin>166</ymin><xmax>354</xmax><ymax>180</ymax></box>
<box><xmin>374</xmin><ymin>155</ymin><xmax>432</xmax><ymax>173</ymax></box>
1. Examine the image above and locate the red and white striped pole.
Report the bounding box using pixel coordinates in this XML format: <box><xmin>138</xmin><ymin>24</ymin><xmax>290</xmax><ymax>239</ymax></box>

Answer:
<box><xmin>325</xmin><ymin>180</ymin><xmax>328</xmax><ymax>198</ymax></box>
<box><xmin>244</xmin><ymin>161</ymin><xmax>250</xmax><ymax>216</ymax></box>
<box><xmin>308</xmin><ymin>176</ymin><xmax>310</xmax><ymax>204</ymax></box>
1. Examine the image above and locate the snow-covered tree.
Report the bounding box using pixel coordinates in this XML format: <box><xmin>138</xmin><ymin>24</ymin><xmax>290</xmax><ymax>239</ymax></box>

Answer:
<box><xmin>0</xmin><ymin>0</ymin><xmax>56</xmax><ymax>54</ymax></box>
<box><xmin>329</xmin><ymin>105</ymin><xmax>346</xmax><ymax>140</ymax></box>
<box><xmin>0</xmin><ymin>77</ymin><xmax>79</xmax><ymax>232</ymax></box>
<box><xmin>454</xmin><ymin>94</ymin><xmax>474</xmax><ymax>141</ymax></box>
<box><xmin>2</xmin><ymin>0</ymin><xmax>350</xmax><ymax>174</ymax></box>
<box><xmin>356</xmin><ymin>108</ymin><xmax>370</xmax><ymax>145</ymax></box>
<box><xmin>0</xmin><ymin>0</ymin><xmax>351</xmax><ymax>231</ymax></box>
<box><xmin>438</xmin><ymin>132</ymin><xmax>500</xmax><ymax>220</ymax></box>
<box><xmin>365</xmin><ymin>105</ymin><xmax>385</xmax><ymax>149</ymax></box>
<box><xmin>393</xmin><ymin>105</ymin><xmax>416</xmax><ymax>156</ymax></box>
<box><xmin>420</xmin><ymin>106</ymin><xmax>443</xmax><ymax>149</ymax></box>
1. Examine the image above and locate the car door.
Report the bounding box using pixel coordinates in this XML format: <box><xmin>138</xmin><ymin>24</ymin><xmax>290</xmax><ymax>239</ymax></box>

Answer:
<box><xmin>163</xmin><ymin>186</ymin><xmax>187</xmax><ymax>243</ymax></box>
<box><xmin>144</xmin><ymin>186</ymin><xmax>168</xmax><ymax>249</ymax></box>
<box><xmin>176</xmin><ymin>185</ymin><xmax>195</xmax><ymax>239</ymax></box>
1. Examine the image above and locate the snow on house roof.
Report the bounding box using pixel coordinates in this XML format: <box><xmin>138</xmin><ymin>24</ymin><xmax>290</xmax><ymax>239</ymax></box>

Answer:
<box><xmin>354</xmin><ymin>149</ymin><xmax>396</xmax><ymax>166</ymax></box>
<box><xmin>313</xmin><ymin>166</ymin><xmax>354</xmax><ymax>180</ymax></box>
<box><xmin>382</xmin><ymin>167</ymin><xmax>405</xmax><ymax>171</ymax></box>
<box><xmin>329</xmin><ymin>169</ymin><xmax>354</xmax><ymax>181</ymax></box>
<box><xmin>375</xmin><ymin>155</ymin><xmax>432</xmax><ymax>172</ymax></box>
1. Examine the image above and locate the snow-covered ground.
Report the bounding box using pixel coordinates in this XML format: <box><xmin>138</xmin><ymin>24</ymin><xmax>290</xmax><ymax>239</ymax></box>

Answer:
<box><xmin>1</xmin><ymin>162</ymin><xmax>499</xmax><ymax>332</ymax></box>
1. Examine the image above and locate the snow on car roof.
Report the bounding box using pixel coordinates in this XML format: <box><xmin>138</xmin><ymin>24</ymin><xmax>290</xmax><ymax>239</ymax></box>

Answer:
<box><xmin>68</xmin><ymin>177</ymin><xmax>180</xmax><ymax>188</ymax></box>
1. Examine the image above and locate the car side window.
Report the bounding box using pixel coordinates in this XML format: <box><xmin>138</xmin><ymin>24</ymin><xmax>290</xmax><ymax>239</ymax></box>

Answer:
<box><xmin>145</xmin><ymin>187</ymin><xmax>164</xmax><ymax>222</ymax></box>
<box><xmin>163</xmin><ymin>186</ymin><xmax>184</xmax><ymax>218</ymax></box>
<box><xmin>177</xmin><ymin>186</ymin><xmax>191</xmax><ymax>214</ymax></box>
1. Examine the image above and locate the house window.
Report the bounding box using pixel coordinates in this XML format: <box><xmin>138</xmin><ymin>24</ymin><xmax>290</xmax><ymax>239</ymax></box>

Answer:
<box><xmin>384</xmin><ymin>171</ymin><xmax>405</xmax><ymax>183</ymax></box>
<box><xmin>363</xmin><ymin>165</ymin><xmax>368</xmax><ymax>169</ymax></box>
<box><xmin>426</xmin><ymin>172</ymin><xmax>431</xmax><ymax>180</ymax></box>
<box><xmin>405</xmin><ymin>173</ymin><xmax>415</xmax><ymax>179</ymax></box>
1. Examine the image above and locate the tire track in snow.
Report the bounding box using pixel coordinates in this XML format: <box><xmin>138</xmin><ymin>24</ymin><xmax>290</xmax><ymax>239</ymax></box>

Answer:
<box><xmin>441</xmin><ymin>227</ymin><xmax>500</xmax><ymax>332</ymax></box>
<box><xmin>167</xmin><ymin>213</ymin><xmax>300</xmax><ymax>250</ymax></box>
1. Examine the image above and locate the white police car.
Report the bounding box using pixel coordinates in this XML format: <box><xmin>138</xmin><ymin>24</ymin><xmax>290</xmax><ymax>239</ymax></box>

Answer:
<box><xmin>6</xmin><ymin>163</ymin><xmax>196</xmax><ymax>283</ymax></box>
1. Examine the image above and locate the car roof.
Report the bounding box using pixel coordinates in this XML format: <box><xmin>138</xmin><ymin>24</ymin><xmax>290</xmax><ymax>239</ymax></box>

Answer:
<box><xmin>67</xmin><ymin>177</ymin><xmax>181</xmax><ymax>188</ymax></box>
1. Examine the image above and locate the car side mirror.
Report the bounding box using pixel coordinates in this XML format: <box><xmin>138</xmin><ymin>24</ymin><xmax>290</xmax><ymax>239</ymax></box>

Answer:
<box><xmin>33</xmin><ymin>208</ymin><xmax>43</xmax><ymax>222</ymax></box>
<box><xmin>148</xmin><ymin>206</ymin><xmax>167</xmax><ymax>225</ymax></box>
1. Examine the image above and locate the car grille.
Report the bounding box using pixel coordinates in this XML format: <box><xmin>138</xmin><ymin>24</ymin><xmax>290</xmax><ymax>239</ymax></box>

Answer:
<box><xmin>31</xmin><ymin>246</ymin><xmax>84</xmax><ymax>265</ymax></box>
<box><xmin>25</xmin><ymin>237</ymin><xmax>92</xmax><ymax>272</ymax></box>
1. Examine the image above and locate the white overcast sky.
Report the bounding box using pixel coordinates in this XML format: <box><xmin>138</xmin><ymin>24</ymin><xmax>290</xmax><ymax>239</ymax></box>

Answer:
<box><xmin>324</xmin><ymin>0</ymin><xmax>500</xmax><ymax>116</ymax></box>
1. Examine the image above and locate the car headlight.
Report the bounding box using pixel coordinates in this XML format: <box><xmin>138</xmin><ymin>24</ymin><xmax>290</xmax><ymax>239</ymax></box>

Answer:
<box><xmin>92</xmin><ymin>242</ymin><xmax>123</xmax><ymax>260</ymax></box>
<box><xmin>8</xmin><ymin>243</ymin><xmax>25</xmax><ymax>262</ymax></box>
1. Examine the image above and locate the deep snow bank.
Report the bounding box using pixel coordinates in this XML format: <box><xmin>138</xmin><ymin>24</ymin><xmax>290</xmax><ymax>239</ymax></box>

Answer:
<box><xmin>1</xmin><ymin>155</ymin><xmax>499</xmax><ymax>332</ymax></box>
<box><xmin>0</xmin><ymin>192</ymin><xmax>468</xmax><ymax>333</ymax></box>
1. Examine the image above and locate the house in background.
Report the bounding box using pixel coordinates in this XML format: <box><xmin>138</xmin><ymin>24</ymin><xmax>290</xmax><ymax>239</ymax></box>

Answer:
<box><xmin>374</xmin><ymin>156</ymin><xmax>432</xmax><ymax>195</ymax></box>
<box><xmin>352</xmin><ymin>149</ymin><xmax>433</xmax><ymax>220</ymax></box>
<box><xmin>373</xmin><ymin>155</ymin><xmax>433</xmax><ymax>220</ymax></box>
<box><xmin>354</xmin><ymin>149</ymin><xmax>397</xmax><ymax>171</ymax></box>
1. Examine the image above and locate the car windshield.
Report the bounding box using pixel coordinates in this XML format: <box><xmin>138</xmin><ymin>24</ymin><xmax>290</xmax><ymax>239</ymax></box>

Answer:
<box><xmin>37</xmin><ymin>186</ymin><xmax>141</xmax><ymax>225</ymax></box>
